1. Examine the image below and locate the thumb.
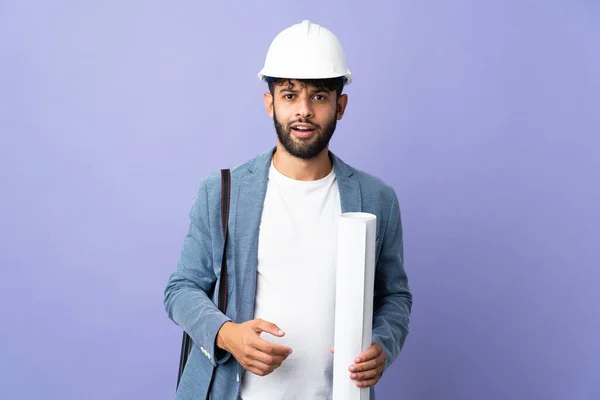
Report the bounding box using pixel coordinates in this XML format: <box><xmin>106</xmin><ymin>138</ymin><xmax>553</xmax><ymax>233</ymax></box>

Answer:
<box><xmin>255</xmin><ymin>319</ymin><xmax>285</xmax><ymax>337</ymax></box>
<box><xmin>330</xmin><ymin>347</ymin><xmax>334</xmax><ymax>354</ymax></box>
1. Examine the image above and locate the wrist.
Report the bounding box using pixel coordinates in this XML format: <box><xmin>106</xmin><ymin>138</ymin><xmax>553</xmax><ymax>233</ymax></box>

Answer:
<box><xmin>216</xmin><ymin>321</ymin><xmax>234</xmax><ymax>351</ymax></box>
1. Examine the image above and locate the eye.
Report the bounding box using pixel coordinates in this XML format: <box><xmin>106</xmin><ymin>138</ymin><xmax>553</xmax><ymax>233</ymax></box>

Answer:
<box><xmin>283</xmin><ymin>94</ymin><xmax>295</xmax><ymax>100</ymax></box>
<box><xmin>313</xmin><ymin>94</ymin><xmax>326</xmax><ymax>101</ymax></box>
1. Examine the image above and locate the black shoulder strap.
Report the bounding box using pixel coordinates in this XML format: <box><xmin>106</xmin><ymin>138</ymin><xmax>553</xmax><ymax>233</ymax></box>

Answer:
<box><xmin>176</xmin><ymin>169</ymin><xmax>231</xmax><ymax>391</ymax></box>
<box><xmin>217</xmin><ymin>169</ymin><xmax>231</xmax><ymax>313</ymax></box>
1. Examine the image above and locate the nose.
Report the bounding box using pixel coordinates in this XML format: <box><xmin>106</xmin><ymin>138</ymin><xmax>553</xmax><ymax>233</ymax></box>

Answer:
<box><xmin>295</xmin><ymin>97</ymin><xmax>313</xmax><ymax>119</ymax></box>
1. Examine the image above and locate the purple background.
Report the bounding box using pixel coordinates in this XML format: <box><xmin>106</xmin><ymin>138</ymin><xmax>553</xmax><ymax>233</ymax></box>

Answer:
<box><xmin>1</xmin><ymin>1</ymin><xmax>599</xmax><ymax>399</ymax></box>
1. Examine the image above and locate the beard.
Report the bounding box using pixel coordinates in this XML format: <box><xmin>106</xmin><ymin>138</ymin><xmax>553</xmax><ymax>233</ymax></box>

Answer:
<box><xmin>273</xmin><ymin>107</ymin><xmax>338</xmax><ymax>160</ymax></box>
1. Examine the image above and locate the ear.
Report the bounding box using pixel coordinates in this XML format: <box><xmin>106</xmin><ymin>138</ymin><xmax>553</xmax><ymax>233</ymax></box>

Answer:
<box><xmin>336</xmin><ymin>94</ymin><xmax>348</xmax><ymax>120</ymax></box>
<box><xmin>264</xmin><ymin>92</ymin><xmax>274</xmax><ymax>118</ymax></box>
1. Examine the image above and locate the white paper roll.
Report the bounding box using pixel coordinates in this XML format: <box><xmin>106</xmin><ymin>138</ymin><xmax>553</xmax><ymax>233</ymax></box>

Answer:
<box><xmin>332</xmin><ymin>212</ymin><xmax>377</xmax><ymax>400</ymax></box>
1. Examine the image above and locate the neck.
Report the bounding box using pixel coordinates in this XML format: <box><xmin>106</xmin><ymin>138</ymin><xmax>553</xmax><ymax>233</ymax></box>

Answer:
<box><xmin>272</xmin><ymin>142</ymin><xmax>333</xmax><ymax>181</ymax></box>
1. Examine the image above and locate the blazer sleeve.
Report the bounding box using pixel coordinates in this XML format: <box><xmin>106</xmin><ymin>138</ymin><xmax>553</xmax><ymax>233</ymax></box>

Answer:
<box><xmin>371</xmin><ymin>188</ymin><xmax>412</xmax><ymax>372</ymax></box>
<box><xmin>164</xmin><ymin>178</ymin><xmax>232</xmax><ymax>367</ymax></box>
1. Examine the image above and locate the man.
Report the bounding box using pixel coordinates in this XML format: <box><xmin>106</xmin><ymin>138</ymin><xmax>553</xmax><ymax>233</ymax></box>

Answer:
<box><xmin>164</xmin><ymin>20</ymin><xmax>412</xmax><ymax>400</ymax></box>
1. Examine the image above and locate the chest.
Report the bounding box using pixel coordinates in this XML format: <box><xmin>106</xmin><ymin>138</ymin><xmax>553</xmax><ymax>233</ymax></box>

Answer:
<box><xmin>258</xmin><ymin>179</ymin><xmax>341</xmax><ymax>248</ymax></box>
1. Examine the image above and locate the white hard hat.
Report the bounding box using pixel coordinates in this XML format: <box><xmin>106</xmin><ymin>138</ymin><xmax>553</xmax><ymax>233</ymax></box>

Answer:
<box><xmin>258</xmin><ymin>20</ymin><xmax>352</xmax><ymax>85</ymax></box>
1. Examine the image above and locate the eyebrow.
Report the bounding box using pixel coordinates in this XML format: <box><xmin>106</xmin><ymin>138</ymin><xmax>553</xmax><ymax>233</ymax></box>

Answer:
<box><xmin>279</xmin><ymin>88</ymin><xmax>329</xmax><ymax>94</ymax></box>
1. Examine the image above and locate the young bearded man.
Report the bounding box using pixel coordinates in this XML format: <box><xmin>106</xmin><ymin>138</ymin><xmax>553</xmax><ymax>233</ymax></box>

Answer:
<box><xmin>164</xmin><ymin>20</ymin><xmax>412</xmax><ymax>400</ymax></box>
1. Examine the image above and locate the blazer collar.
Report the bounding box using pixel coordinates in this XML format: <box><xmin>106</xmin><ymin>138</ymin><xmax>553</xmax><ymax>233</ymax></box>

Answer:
<box><xmin>246</xmin><ymin>146</ymin><xmax>361</xmax><ymax>213</ymax></box>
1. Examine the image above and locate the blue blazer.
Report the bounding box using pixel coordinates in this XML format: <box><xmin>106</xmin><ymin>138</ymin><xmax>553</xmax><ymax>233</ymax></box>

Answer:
<box><xmin>164</xmin><ymin>147</ymin><xmax>412</xmax><ymax>399</ymax></box>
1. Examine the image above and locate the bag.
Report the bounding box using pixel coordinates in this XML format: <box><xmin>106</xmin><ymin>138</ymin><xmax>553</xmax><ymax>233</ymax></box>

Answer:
<box><xmin>176</xmin><ymin>169</ymin><xmax>231</xmax><ymax>394</ymax></box>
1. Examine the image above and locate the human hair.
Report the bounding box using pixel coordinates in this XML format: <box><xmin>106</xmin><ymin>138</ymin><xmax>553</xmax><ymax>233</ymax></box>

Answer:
<box><xmin>267</xmin><ymin>77</ymin><xmax>345</xmax><ymax>99</ymax></box>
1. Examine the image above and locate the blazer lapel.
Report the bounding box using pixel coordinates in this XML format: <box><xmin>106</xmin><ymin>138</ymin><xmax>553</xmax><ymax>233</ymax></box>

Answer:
<box><xmin>231</xmin><ymin>148</ymin><xmax>273</xmax><ymax>321</ymax></box>
<box><xmin>331</xmin><ymin>151</ymin><xmax>362</xmax><ymax>214</ymax></box>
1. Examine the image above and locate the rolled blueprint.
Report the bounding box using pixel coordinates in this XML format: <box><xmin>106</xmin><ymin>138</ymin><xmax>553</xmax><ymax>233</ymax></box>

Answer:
<box><xmin>332</xmin><ymin>212</ymin><xmax>377</xmax><ymax>400</ymax></box>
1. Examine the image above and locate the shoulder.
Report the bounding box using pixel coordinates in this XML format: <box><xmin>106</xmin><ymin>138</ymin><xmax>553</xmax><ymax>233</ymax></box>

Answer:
<box><xmin>187</xmin><ymin>154</ymin><xmax>258</xmax><ymax>218</ymax></box>
<box><xmin>335</xmin><ymin>154</ymin><xmax>400</xmax><ymax>207</ymax></box>
<box><xmin>197</xmin><ymin>152</ymin><xmax>260</xmax><ymax>189</ymax></box>
<box><xmin>352</xmin><ymin>166</ymin><xmax>397</xmax><ymax>199</ymax></box>
<box><xmin>193</xmin><ymin>150</ymin><xmax>266</xmax><ymax>203</ymax></box>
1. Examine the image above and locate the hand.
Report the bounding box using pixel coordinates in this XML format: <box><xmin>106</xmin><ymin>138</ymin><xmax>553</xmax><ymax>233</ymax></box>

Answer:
<box><xmin>330</xmin><ymin>343</ymin><xmax>386</xmax><ymax>388</ymax></box>
<box><xmin>217</xmin><ymin>319</ymin><xmax>293</xmax><ymax>377</ymax></box>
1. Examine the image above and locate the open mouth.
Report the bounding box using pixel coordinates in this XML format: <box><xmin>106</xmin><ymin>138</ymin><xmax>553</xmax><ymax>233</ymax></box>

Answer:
<box><xmin>291</xmin><ymin>125</ymin><xmax>316</xmax><ymax>132</ymax></box>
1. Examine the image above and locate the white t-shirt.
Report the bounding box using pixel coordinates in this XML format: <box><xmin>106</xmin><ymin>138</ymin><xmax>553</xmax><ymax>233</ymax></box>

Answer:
<box><xmin>239</xmin><ymin>160</ymin><xmax>341</xmax><ymax>400</ymax></box>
